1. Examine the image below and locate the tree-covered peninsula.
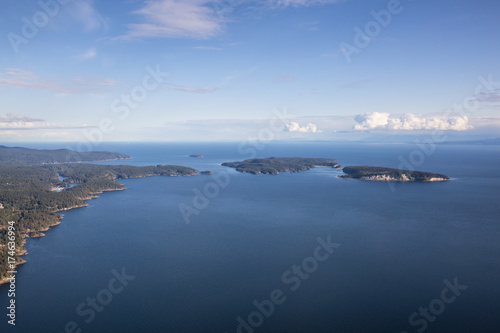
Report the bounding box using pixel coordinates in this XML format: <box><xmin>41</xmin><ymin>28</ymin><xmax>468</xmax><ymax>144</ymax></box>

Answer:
<box><xmin>0</xmin><ymin>145</ymin><xmax>131</xmax><ymax>165</ymax></box>
<box><xmin>340</xmin><ymin>166</ymin><xmax>450</xmax><ymax>181</ymax></box>
<box><xmin>222</xmin><ymin>157</ymin><xmax>341</xmax><ymax>174</ymax></box>
<box><xmin>0</xmin><ymin>146</ymin><xmax>199</xmax><ymax>283</ymax></box>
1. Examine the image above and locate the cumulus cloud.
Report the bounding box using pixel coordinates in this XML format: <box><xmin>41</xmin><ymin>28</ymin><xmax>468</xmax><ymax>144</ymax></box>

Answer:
<box><xmin>354</xmin><ymin>112</ymin><xmax>472</xmax><ymax>131</ymax></box>
<box><xmin>285</xmin><ymin>121</ymin><xmax>321</xmax><ymax>133</ymax></box>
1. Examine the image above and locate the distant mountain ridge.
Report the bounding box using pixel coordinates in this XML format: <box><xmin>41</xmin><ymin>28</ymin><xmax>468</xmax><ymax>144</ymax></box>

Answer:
<box><xmin>440</xmin><ymin>137</ymin><xmax>500</xmax><ymax>145</ymax></box>
<box><xmin>0</xmin><ymin>145</ymin><xmax>131</xmax><ymax>166</ymax></box>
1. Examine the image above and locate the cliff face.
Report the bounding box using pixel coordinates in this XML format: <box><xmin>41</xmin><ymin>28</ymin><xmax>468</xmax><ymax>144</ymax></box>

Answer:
<box><xmin>340</xmin><ymin>166</ymin><xmax>450</xmax><ymax>182</ymax></box>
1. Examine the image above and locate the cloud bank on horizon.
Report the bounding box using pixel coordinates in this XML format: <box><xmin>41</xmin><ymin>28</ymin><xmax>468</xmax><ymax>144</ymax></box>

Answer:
<box><xmin>354</xmin><ymin>112</ymin><xmax>471</xmax><ymax>131</ymax></box>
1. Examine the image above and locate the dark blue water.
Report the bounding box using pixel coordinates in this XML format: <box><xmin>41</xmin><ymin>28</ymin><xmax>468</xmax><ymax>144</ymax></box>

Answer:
<box><xmin>1</xmin><ymin>142</ymin><xmax>499</xmax><ymax>332</ymax></box>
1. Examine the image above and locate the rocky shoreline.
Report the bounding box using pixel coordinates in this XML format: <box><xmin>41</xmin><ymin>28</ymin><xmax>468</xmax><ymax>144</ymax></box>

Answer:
<box><xmin>0</xmin><ymin>186</ymin><xmax>127</xmax><ymax>286</ymax></box>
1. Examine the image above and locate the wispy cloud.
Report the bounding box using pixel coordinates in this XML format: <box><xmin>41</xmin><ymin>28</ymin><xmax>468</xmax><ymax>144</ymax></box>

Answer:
<box><xmin>193</xmin><ymin>45</ymin><xmax>223</xmax><ymax>50</ymax></box>
<box><xmin>298</xmin><ymin>21</ymin><xmax>320</xmax><ymax>31</ymax></box>
<box><xmin>476</xmin><ymin>89</ymin><xmax>500</xmax><ymax>103</ymax></box>
<box><xmin>0</xmin><ymin>130</ymin><xmax>76</xmax><ymax>139</ymax></box>
<box><xmin>41</xmin><ymin>131</ymin><xmax>72</xmax><ymax>138</ymax></box>
<box><xmin>0</xmin><ymin>113</ymin><xmax>94</xmax><ymax>130</ymax></box>
<box><xmin>66</xmin><ymin>0</ymin><xmax>108</xmax><ymax>32</ymax></box>
<box><xmin>265</xmin><ymin>0</ymin><xmax>342</xmax><ymax>8</ymax></box>
<box><xmin>0</xmin><ymin>68</ymin><xmax>61</xmax><ymax>91</ymax></box>
<box><xmin>354</xmin><ymin>112</ymin><xmax>472</xmax><ymax>131</ymax></box>
<box><xmin>338</xmin><ymin>78</ymin><xmax>372</xmax><ymax>89</ymax></box>
<box><xmin>120</xmin><ymin>0</ymin><xmax>223</xmax><ymax>40</ymax></box>
<box><xmin>321</xmin><ymin>47</ymin><xmax>347</xmax><ymax>57</ymax></box>
<box><xmin>0</xmin><ymin>68</ymin><xmax>119</xmax><ymax>94</ymax></box>
<box><xmin>162</xmin><ymin>82</ymin><xmax>219</xmax><ymax>93</ymax></box>
<box><xmin>72</xmin><ymin>76</ymin><xmax>120</xmax><ymax>87</ymax></box>
<box><xmin>74</xmin><ymin>48</ymin><xmax>98</xmax><ymax>60</ymax></box>
<box><xmin>117</xmin><ymin>0</ymin><xmax>343</xmax><ymax>40</ymax></box>
<box><xmin>0</xmin><ymin>113</ymin><xmax>44</xmax><ymax>123</ymax></box>
<box><xmin>274</xmin><ymin>76</ymin><xmax>296</xmax><ymax>83</ymax></box>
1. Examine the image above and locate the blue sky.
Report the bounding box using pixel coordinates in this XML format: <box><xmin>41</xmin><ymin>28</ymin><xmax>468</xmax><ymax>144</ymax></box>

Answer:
<box><xmin>1</xmin><ymin>0</ymin><xmax>499</xmax><ymax>143</ymax></box>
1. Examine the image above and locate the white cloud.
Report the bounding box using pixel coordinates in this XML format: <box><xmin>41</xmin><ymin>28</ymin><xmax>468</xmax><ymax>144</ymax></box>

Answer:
<box><xmin>285</xmin><ymin>121</ymin><xmax>321</xmax><ymax>133</ymax></box>
<box><xmin>354</xmin><ymin>112</ymin><xmax>472</xmax><ymax>131</ymax></box>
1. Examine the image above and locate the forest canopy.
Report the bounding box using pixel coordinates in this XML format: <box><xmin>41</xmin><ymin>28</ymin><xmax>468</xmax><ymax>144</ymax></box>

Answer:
<box><xmin>0</xmin><ymin>146</ymin><xmax>198</xmax><ymax>281</ymax></box>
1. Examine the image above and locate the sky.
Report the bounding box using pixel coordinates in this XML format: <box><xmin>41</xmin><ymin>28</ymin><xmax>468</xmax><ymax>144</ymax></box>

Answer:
<box><xmin>1</xmin><ymin>0</ymin><xmax>500</xmax><ymax>143</ymax></box>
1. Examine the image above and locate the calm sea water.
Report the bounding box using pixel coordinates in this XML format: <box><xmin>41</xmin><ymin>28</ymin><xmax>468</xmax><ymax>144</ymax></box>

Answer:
<box><xmin>1</xmin><ymin>142</ymin><xmax>499</xmax><ymax>332</ymax></box>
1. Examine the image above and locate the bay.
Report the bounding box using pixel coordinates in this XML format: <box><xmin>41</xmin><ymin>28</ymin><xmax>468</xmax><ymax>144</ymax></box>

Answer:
<box><xmin>1</xmin><ymin>142</ymin><xmax>499</xmax><ymax>332</ymax></box>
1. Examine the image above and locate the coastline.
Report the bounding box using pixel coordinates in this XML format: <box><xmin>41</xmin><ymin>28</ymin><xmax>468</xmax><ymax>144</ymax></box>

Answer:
<box><xmin>0</xmin><ymin>187</ymin><xmax>126</xmax><ymax>286</ymax></box>
<box><xmin>0</xmin><ymin>155</ymin><xmax>134</xmax><ymax>286</ymax></box>
<box><xmin>0</xmin><ymin>164</ymin><xmax>199</xmax><ymax>286</ymax></box>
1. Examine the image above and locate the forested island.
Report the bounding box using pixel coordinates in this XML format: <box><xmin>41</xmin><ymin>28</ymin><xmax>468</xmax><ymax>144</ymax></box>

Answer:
<box><xmin>0</xmin><ymin>146</ymin><xmax>198</xmax><ymax>284</ymax></box>
<box><xmin>221</xmin><ymin>157</ymin><xmax>449</xmax><ymax>181</ymax></box>
<box><xmin>222</xmin><ymin>157</ymin><xmax>341</xmax><ymax>174</ymax></box>
<box><xmin>340</xmin><ymin>166</ymin><xmax>450</xmax><ymax>181</ymax></box>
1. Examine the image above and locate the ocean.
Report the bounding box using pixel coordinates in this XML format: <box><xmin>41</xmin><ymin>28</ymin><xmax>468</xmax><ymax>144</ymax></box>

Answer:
<box><xmin>1</xmin><ymin>142</ymin><xmax>499</xmax><ymax>332</ymax></box>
